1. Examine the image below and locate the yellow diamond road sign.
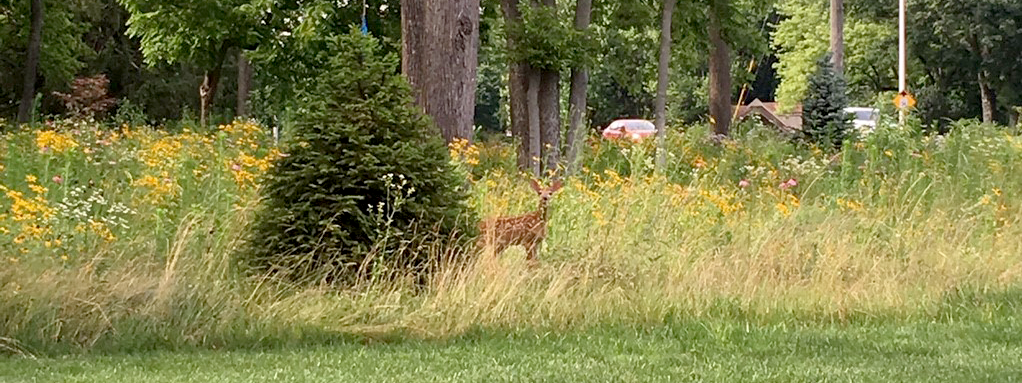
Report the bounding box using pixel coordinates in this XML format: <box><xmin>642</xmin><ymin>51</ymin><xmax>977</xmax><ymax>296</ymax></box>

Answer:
<box><xmin>894</xmin><ymin>91</ymin><xmax>916</xmax><ymax>110</ymax></box>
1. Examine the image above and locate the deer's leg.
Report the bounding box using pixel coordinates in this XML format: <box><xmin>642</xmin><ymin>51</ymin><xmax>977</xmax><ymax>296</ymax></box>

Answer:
<box><xmin>525</xmin><ymin>241</ymin><xmax>538</xmax><ymax>261</ymax></box>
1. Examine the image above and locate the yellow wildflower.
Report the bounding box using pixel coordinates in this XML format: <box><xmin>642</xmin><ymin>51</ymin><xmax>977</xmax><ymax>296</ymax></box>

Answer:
<box><xmin>29</xmin><ymin>184</ymin><xmax>47</xmax><ymax>195</ymax></box>
<box><xmin>35</xmin><ymin>130</ymin><xmax>79</xmax><ymax>153</ymax></box>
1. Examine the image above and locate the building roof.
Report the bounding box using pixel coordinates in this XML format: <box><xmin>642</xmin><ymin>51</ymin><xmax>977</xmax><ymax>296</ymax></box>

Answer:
<box><xmin>735</xmin><ymin>99</ymin><xmax>803</xmax><ymax>131</ymax></box>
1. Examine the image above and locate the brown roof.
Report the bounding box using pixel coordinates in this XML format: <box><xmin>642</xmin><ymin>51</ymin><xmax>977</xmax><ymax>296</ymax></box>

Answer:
<box><xmin>735</xmin><ymin>99</ymin><xmax>803</xmax><ymax>131</ymax></box>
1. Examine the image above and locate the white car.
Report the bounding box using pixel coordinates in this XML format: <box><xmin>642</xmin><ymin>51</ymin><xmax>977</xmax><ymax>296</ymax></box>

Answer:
<box><xmin>844</xmin><ymin>107</ymin><xmax>879</xmax><ymax>132</ymax></box>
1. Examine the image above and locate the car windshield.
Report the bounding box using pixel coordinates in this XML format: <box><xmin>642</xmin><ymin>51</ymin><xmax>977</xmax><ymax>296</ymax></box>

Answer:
<box><xmin>621</xmin><ymin>120</ymin><xmax>655</xmax><ymax>131</ymax></box>
<box><xmin>846</xmin><ymin>109</ymin><xmax>877</xmax><ymax>121</ymax></box>
<box><xmin>854</xmin><ymin>110</ymin><xmax>875</xmax><ymax>120</ymax></box>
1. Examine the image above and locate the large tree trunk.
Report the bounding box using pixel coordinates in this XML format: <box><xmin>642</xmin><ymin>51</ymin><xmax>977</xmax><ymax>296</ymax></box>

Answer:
<box><xmin>707</xmin><ymin>6</ymin><xmax>732</xmax><ymax>137</ymax></box>
<box><xmin>509</xmin><ymin>62</ymin><xmax>531</xmax><ymax>172</ymax></box>
<box><xmin>655</xmin><ymin>0</ymin><xmax>676</xmax><ymax>170</ymax></box>
<box><xmin>527</xmin><ymin>66</ymin><xmax>542</xmax><ymax>176</ymax></box>
<box><xmin>501</xmin><ymin>0</ymin><xmax>531</xmax><ymax>172</ymax></box>
<box><xmin>402</xmin><ymin>0</ymin><xmax>480</xmax><ymax>143</ymax></box>
<box><xmin>539</xmin><ymin>68</ymin><xmax>560</xmax><ymax>176</ymax></box>
<box><xmin>563</xmin><ymin>0</ymin><xmax>593</xmax><ymax>175</ymax></box>
<box><xmin>401</xmin><ymin>0</ymin><xmax>427</xmax><ymax>104</ymax></box>
<box><xmin>16</xmin><ymin>0</ymin><xmax>44</xmax><ymax>124</ymax></box>
<box><xmin>236</xmin><ymin>52</ymin><xmax>252</xmax><ymax>118</ymax></box>
<box><xmin>830</xmin><ymin>0</ymin><xmax>844</xmax><ymax>74</ymax></box>
<box><xmin>978</xmin><ymin>70</ymin><xmax>997</xmax><ymax>124</ymax></box>
<box><xmin>537</xmin><ymin>0</ymin><xmax>561</xmax><ymax>176</ymax></box>
<box><xmin>199</xmin><ymin>43</ymin><xmax>229</xmax><ymax>127</ymax></box>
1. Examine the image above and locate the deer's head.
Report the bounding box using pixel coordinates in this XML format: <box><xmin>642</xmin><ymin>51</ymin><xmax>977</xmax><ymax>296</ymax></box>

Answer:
<box><xmin>530</xmin><ymin>179</ymin><xmax>563</xmax><ymax>211</ymax></box>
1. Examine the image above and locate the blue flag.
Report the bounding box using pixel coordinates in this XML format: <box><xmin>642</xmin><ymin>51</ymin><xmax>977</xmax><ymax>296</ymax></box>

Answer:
<box><xmin>360</xmin><ymin>16</ymin><xmax>369</xmax><ymax>35</ymax></box>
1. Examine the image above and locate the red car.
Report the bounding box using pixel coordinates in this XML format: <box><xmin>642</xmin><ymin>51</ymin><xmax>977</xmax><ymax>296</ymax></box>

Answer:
<box><xmin>601</xmin><ymin>119</ymin><xmax>657</xmax><ymax>142</ymax></box>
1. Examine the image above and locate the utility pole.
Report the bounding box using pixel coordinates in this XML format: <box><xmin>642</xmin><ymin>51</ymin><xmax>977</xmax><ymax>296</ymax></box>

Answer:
<box><xmin>830</xmin><ymin>0</ymin><xmax>844</xmax><ymax>74</ymax></box>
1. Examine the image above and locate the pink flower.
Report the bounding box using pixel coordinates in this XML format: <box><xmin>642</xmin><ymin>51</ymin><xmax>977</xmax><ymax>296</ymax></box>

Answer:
<box><xmin>738</xmin><ymin>179</ymin><xmax>750</xmax><ymax>188</ymax></box>
<box><xmin>786</xmin><ymin>178</ymin><xmax>798</xmax><ymax>187</ymax></box>
<box><xmin>52</xmin><ymin>175</ymin><xmax>63</xmax><ymax>184</ymax></box>
<box><xmin>231</xmin><ymin>163</ymin><xmax>242</xmax><ymax>171</ymax></box>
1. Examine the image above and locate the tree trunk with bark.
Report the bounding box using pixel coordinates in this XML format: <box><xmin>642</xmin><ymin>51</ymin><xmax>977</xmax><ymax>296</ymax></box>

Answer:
<box><xmin>655</xmin><ymin>0</ymin><xmax>676</xmax><ymax>170</ymax></box>
<box><xmin>237</xmin><ymin>52</ymin><xmax>252</xmax><ymax>118</ymax></box>
<box><xmin>199</xmin><ymin>43</ymin><xmax>230</xmax><ymax>127</ymax></box>
<box><xmin>17</xmin><ymin>0</ymin><xmax>44</xmax><ymax>124</ymax></box>
<box><xmin>527</xmin><ymin>66</ymin><xmax>542</xmax><ymax>176</ymax></box>
<box><xmin>402</xmin><ymin>0</ymin><xmax>480</xmax><ymax>143</ymax></box>
<box><xmin>537</xmin><ymin>0</ymin><xmax>561</xmax><ymax>176</ymax></box>
<box><xmin>402</xmin><ymin>0</ymin><xmax>427</xmax><ymax>104</ymax></box>
<box><xmin>501</xmin><ymin>0</ymin><xmax>533</xmax><ymax>173</ymax></box>
<box><xmin>563</xmin><ymin>0</ymin><xmax>592</xmax><ymax>176</ymax></box>
<box><xmin>539</xmin><ymin>68</ymin><xmax>560</xmax><ymax>175</ymax></box>
<box><xmin>707</xmin><ymin>6</ymin><xmax>732</xmax><ymax>137</ymax></box>
<box><xmin>830</xmin><ymin>0</ymin><xmax>844</xmax><ymax>74</ymax></box>
<box><xmin>979</xmin><ymin>70</ymin><xmax>997</xmax><ymax>124</ymax></box>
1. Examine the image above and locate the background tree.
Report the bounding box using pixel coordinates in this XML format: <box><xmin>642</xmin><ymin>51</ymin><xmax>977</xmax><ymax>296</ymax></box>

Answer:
<box><xmin>502</xmin><ymin>0</ymin><xmax>589</xmax><ymax>176</ymax></box>
<box><xmin>118</xmin><ymin>0</ymin><xmax>266</xmax><ymax>126</ymax></box>
<box><xmin>910</xmin><ymin>0</ymin><xmax>1022</xmax><ymax>124</ymax></box>
<box><xmin>245</xmin><ymin>32</ymin><xmax>476</xmax><ymax>284</ymax></box>
<box><xmin>655</xmin><ymin>0</ymin><xmax>675</xmax><ymax>169</ymax></box>
<box><xmin>16</xmin><ymin>0</ymin><xmax>44</xmax><ymax>123</ymax></box>
<box><xmin>772</xmin><ymin>0</ymin><xmax>896</xmax><ymax>110</ymax></box>
<box><xmin>562</xmin><ymin>0</ymin><xmax>592</xmax><ymax>175</ymax></box>
<box><xmin>801</xmin><ymin>53</ymin><xmax>849</xmax><ymax>149</ymax></box>
<box><xmin>706</xmin><ymin>0</ymin><xmax>732</xmax><ymax>137</ymax></box>
<box><xmin>401</xmin><ymin>0</ymin><xmax>481</xmax><ymax>143</ymax></box>
<box><xmin>247</xmin><ymin>0</ymin><xmax>401</xmax><ymax>128</ymax></box>
<box><xmin>829</xmin><ymin>0</ymin><xmax>842</xmax><ymax>74</ymax></box>
<box><xmin>1</xmin><ymin>0</ymin><xmax>88</xmax><ymax>122</ymax></box>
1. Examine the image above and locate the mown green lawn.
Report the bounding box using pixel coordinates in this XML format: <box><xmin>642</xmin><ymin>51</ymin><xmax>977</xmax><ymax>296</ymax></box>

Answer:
<box><xmin>4</xmin><ymin>317</ymin><xmax>1021</xmax><ymax>383</ymax></box>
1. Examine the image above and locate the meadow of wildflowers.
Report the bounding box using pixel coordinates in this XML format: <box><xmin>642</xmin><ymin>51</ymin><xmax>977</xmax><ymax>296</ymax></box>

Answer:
<box><xmin>2</xmin><ymin>118</ymin><xmax>1022</xmax><ymax>354</ymax></box>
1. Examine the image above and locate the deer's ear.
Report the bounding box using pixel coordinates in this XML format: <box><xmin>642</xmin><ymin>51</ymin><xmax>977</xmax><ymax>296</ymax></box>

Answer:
<box><xmin>529</xmin><ymin>178</ymin><xmax>542</xmax><ymax>193</ymax></box>
<box><xmin>550</xmin><ymin>179</ymin><xmax>563</xmax><ymax>193</ymax></box>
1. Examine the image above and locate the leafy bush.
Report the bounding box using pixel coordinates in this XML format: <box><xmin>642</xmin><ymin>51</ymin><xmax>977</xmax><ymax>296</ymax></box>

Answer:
<box><xmin>52</xmin><ymin>75</ymin><xmax>117</xmax><ymax>120</ymax></box>
<box><xmin>800</xmin><ymin>53</ymin><xmax>851</xmax><ymax>149</ymax></box>
<box><xmin>243</xmin><ymin>32</ymin><xmax>477</xmax><ymax>284</ymax></box>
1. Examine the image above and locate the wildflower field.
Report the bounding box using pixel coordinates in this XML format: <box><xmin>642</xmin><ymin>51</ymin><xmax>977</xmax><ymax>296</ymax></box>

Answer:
<box><xmin>2</xmin><ymin>118</ymin><xmax>1022</xmax><ymax>358</ymax></box>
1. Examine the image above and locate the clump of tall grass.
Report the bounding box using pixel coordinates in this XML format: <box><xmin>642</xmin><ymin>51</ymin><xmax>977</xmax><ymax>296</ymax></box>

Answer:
<box><xmin>2</xmin><ymin>118</ymin><xmax>1021</xmax><ymax>355</ymax></box>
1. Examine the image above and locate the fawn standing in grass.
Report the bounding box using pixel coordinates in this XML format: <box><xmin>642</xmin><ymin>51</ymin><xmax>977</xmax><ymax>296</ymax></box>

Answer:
<box><xmin>478</xmin><ymin>179</ymin><xmax>563</xmax><ymax>262</ymax></box>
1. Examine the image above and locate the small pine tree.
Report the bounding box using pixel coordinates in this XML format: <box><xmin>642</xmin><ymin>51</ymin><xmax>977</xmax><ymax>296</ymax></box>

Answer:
<box><xmin>243</xmin><ymin>32</ymin><xmax>477</xmax><ymax>284</ymax></box>
<box><xmin>801</xmin><ymin>53</ymin><xmax>851</xmax><ymax>149</ymax></box>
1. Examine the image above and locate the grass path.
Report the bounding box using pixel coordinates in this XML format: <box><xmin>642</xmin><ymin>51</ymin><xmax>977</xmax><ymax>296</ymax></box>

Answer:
<box><xmin>4</xmin><ymin>318</ymin><xmax>1022</xmax><ymax>383</ymax></box>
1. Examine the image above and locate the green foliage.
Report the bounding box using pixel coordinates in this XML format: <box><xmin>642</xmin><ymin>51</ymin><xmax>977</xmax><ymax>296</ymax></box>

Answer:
<box><xmin>0</xmin><ymin>0</ymin><xmax>89</xmax><ymax>118</ymax></box>
<box><xmin>244</xmin><ymin>32</ymin><xmax>477</xmax><ymax>284</ymax></box>
<box><xmin>910</xmin><ymin>0</ymin><xmax>1022</xmax><ymax>122</ymax></box>
<box><xmin>117</xmin><ymin>0</ymin><xmax>264</xmax><ymax>68</ymax></box>
<box><xmin>772</xmin><ymin>0</ymin><xmax>898</xmax><ymax>110</ymax></box>
<box><xmin>800</xmin><ymin>53</ymin><xmax>850</xmax><ymax>149</ymax></box>
<box><xmin>588</xmin><ymin>25</ymin><xmax>657</xmax><ymax>128</ymax></box>
<box><xmin>507</xmin><ymin>3</ymin><xmax>597</xmax><ymax>72</ymax></box>
<box><xmin>248</xmin><ymin>1</ymin><xmax>402</xmax><ymax>126</ymax></box>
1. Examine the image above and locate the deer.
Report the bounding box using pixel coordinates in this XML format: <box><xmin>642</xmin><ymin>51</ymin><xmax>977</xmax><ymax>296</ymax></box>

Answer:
<box><xmin>478</xmin><ymin>179</ymin><xmax>563</xmax><ymax>262</ymax></box>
